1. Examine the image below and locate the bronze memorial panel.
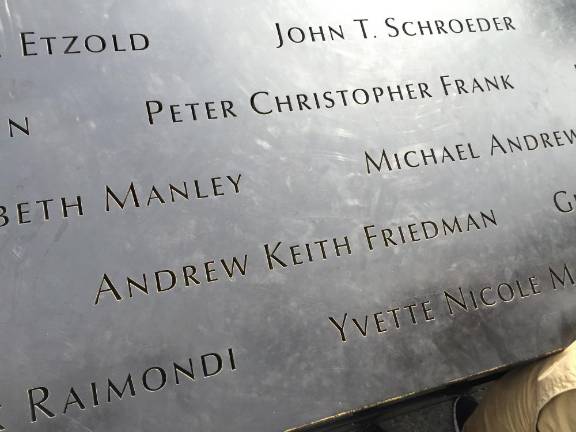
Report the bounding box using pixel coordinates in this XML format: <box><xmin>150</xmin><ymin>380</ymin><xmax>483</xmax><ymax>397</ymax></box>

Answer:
<box><xmin>0</xmin><ymin>0</ymin><xmax>575</xmax><ymax>431</ymax></box>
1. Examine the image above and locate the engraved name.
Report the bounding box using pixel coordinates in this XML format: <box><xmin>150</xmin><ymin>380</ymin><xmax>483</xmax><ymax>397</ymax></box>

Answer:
<box><xmin>490</xmin><ymin>128</ymin><xmax>576</xmax><ymax>156</ymax></box>
<box><xmin>329</xmin><ymin>263</ymin><xmax>575</xmax><ymax>343</ymax></box>
<box><xmin>329</xmin><ymin>301</ymin><xmax>435</xmax><ymax>342</ymax></box>
<box><xmin>94</xmin><ymin>255</ymin><xmax>248</xmax><ymax>305</ymax></box>
<box><xmin>263</xmin><ymin>236</ymin><xmax>352</xmax><ymax>271</ymax></box>
<box><xmin>5</xmin><ymin>116</ymin><xmax>30</xmax><ymax>138</ymax></box>
<box><xmin>274</xmin><ymin>16</ymin><xmax>516</xmax><ymax>48</ymax></box>
<box><xmin>146</xmin><ymin>100</ymin><xmax>237</xmax><ymax>125</ymax></box>
<box><xmin>554</xmin><ymin>190</ymin><xmax>576</xmax><ymax>213</ymax></box>
<box><xmin>144</xmin><ymin>72</ymin><xmax>515</xmax><ymax>126</ymax></box>
<box><xmin>363</xmin><ymin>210</ymin><xmax>498</xmax><ymax>250</ymax></box>
<box><xmin>105</xmin><ymin>174</ymin><xmax>242</xmax><ymax>213</ymax></box>
<box><xmin>0</xmin><ymin>174</ymin><xmax>242</xmax><ymax>229</ymax></box>
<box><xmin>27</xmin><ymin>348</ymin><xmax>237</xmax><ymax>423</ymax></box>
<box><xmin>250</xmin><ymin>74</ymin><xmax>513</xmax><ymax>116</ymax></box>
<box><xmin>20</xmin><ymin>32</ymin><xmax>149</xmax><ymax>56</ymax></box>
<box><xmin>0</xmin><ymin>196</ymin><xmax>83</xmax><ymax>228</ymax></box>
<box><xmin>366</xmin><ymin>143</ymin><xmax>480</xmax><ymax>174</ymax></box>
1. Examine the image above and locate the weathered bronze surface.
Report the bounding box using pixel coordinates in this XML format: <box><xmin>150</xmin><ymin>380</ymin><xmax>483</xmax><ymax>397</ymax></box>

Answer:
<box><xmin>0</xmin><ymin>1</ymin><xmax>575</xmax><ymax>431</ymax></box>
